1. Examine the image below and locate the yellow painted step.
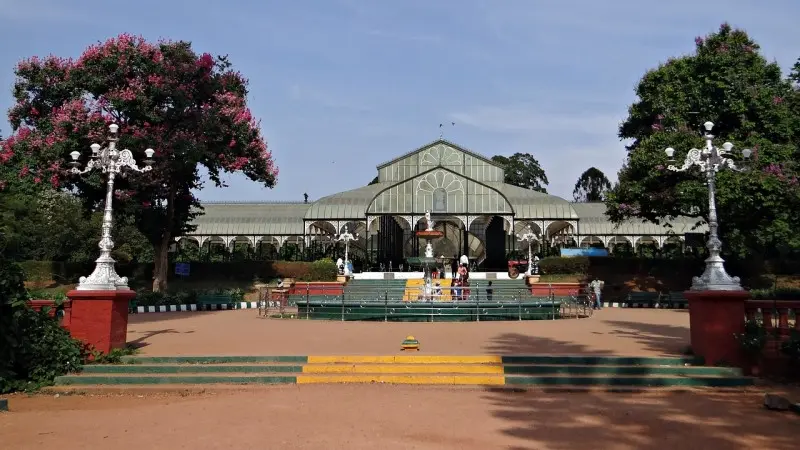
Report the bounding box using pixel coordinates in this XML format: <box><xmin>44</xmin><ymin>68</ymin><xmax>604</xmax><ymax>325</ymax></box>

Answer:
<box><xmin>403</xmin><ymin>278</ymin><xmax>452</xmax><ymax>302</ymax></box>
<box><xmin>302</xmin><ymin>364</ymin><xmax>504</xmax><ymax>374</ymax></box>
<box><xmin>296</xmin><ymin>374</ymin><xmax>505</xmax><ymax>385</ymax></box>
<box><xmin>307</xmin><ymin>356</ymin><xmax>503</xmax><ymax>364</ymax></box>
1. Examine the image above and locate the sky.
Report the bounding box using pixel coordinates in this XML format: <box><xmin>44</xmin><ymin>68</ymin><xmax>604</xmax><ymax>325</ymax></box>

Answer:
<box><xmin>1</xmin><ymin>0</ymin><xmax>799</xmax><ymax>203</ymax></box>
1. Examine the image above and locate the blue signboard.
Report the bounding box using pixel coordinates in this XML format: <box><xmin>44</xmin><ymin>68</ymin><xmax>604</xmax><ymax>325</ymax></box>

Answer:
<box><xmin>175</xmin><ymin>262</ymin><xmax>191</xmax><ymax>276</ymax></box>
<box><xmin>560</xmin><ymin>248</ymin><xmax>609</xmax><ymax>257</ymax></box>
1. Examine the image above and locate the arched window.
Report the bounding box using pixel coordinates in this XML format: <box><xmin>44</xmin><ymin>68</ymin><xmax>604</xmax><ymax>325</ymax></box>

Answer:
<box><xmin>432</xmin><ymin>188</ymin><xmax>447</xmax><ymax>212</ymax></box>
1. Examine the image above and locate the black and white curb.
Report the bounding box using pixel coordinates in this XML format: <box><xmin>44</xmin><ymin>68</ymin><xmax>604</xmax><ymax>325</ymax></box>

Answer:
<box><xmin>602</xmin><ymin>302</ymin><xmax>688</xmax><ymax>309</ymax></box>
<box><xmin>131</xmin><ymin>301</ymin><xmax>280</xmax><ymax>314</ymax></box>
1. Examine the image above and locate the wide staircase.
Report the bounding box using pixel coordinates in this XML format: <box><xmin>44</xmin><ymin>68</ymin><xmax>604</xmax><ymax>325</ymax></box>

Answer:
<box><xmin>53</xmin><ymin>355</ymin><xmax>753</xmax><ymax>390</ymax></box>
<box><xmin>403</xmin><ymin>279</ymin><xmax>452</xmax><ymax>302</ymax></box>
<box><xmin>343</xmin><ymin>279</ymin><xmax>408</xmax><ymax>302</ymax></box>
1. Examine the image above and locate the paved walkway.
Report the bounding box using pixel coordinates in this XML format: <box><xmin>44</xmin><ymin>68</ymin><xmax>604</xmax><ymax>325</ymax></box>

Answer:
<box><xmin>127</xmin><ymin>308</ymin><xmax>690</xmax><ymax>356</ymax></box>
<box><xmin>4</xmin><ymin>386</ymin><xmax>797</xmax><ymax>450</ymax></box>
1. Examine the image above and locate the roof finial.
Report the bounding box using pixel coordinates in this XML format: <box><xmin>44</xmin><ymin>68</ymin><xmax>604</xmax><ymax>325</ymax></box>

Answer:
<box><xmin>439</xmin><ymin>122</ymin><xmax>454</xmax><ymax>139</ymax></box>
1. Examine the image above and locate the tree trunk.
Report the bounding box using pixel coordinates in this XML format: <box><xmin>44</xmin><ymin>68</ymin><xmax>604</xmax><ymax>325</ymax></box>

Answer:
<box><xmin>152</xmin><ymin>236</ymin><xmax>171</xmax><ymax>292</ymax></box>
<box><xmin>152</xmin><ymin>185</ymin><xmax>176</xmax><ymax>292</ymax></box>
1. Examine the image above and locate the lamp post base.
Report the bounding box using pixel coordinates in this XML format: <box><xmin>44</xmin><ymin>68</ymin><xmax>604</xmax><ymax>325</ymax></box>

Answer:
<box><xmin>685</xmin><ymin>290</ymin><xmax>749</xmax><ymax>367</ymax></box>
<box><xmin>66</xmin><ymin>289</ymin><xmax>136</xmax><ymax>354</ymax></box>
<box><xmin>76</xmin><ymin>255</ymin><xmax>130</xmax><ymax>291</ymax></box>
<box><xmin>690</xmin><ymin>254</ymin><xmax>743</xmax><ymax>291</ymax></box>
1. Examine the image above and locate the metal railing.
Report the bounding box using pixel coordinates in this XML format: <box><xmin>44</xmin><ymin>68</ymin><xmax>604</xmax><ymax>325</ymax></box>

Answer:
<box><xmin>264</xmin><ymin>285</ymin><xmax>593</xmax><ymax>322</ymax></box>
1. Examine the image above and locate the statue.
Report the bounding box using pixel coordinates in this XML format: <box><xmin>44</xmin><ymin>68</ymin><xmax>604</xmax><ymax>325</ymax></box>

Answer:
<box><xmin>425</xmin><ymin>210</ymin><xmax>435</xmax><ymax>231</ymax></box>
<box><xmin>425</xmin><ymin>242</ymin><xmax>434</xmax><ymax>258</ymax></box>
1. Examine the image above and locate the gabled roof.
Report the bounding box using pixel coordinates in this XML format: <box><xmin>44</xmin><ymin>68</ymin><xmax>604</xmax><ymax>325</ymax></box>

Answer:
<box><xmin>304</xmin><ymin>183</ymin><xmax>393</xmax><ymax>220</ymax></box>
<box><xmin>375</xmin><ymin>139</ymin><xmax>500</xmax><ymax>170</ymax></box>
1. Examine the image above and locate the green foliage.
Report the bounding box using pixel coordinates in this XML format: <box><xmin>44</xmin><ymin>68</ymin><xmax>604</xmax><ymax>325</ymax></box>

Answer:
<box><xmin>538</xmin><ymin>257</ymin><xmax>590</xmax><ymax>275</ymax></box>
<box><xmin>573</xmin><ymin>167</ymin><xmax>611</xmax><ymax>202</ymax></box>
<box><xmin>749</xmin><ymin>287</ymin><xmax>800</xmax><ymax>300</ymax></box>
<box><xmin>734</xmin><ymin>319</ymin><xmax>768</xmax><ymax>357</ymax></box>
<box><xmin>4</xmin><ymin>35</ymin><xmax>278</xmax><ymax>292</ymax></box>
<box><xmin>88</xmin><ymin>346</ymin><xmax>139</xmax><ymax>365</ymax></box>
<box><xmin>491</xmin><ymin>153</ymin><xmax>549</xmax><ymax>192</ymax></box>
<box><xmin>19</xmin><ymin>260</ymin><xmax>335</xmax><ymax>286</ymax></box>
<box><xmin>132</xmin><ymin>288</ymin><xmax>245</xmax><ymax>307</ymax></box>
<box><xmin>780</xmin><ymin>330</ymin><xmax>800</xmax><ymax>361</ymax></box>
<box><xmin>304</xmin><ymin>259</ymin><xmax>338</xmax><ymax>282</ymax></box>
<box><xmin>607</xmin><ymin>23</ymin><xmax>800</xmax><ymax>259</ymax></box>
<box><xmin>0</xmin><ymin>188</ymin><xmax>152</xmax><ymax>263</ymax></box>
<box><xmin>0</xmin><ymin>251</ymin><xmax>83</xmax><ymax>393</ymax></box>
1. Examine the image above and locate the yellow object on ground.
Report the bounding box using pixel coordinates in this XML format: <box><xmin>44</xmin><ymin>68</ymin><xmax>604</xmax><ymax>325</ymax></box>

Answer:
<box><xmin>403</xmin><ymin>279</ymin><xmax>451</xmax><ymax>302</ymax></box>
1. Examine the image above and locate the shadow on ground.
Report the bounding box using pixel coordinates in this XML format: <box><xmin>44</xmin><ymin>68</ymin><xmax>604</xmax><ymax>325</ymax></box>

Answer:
<box><xmin>603</xmin><ymin>320</ymin><xmax>690</xmax><ymax>356</ymax></box>
<box><xmin>485</xmin><ymin>332</ymin><xmax>615</xmax><ymax>356</ymax></box>
<box><xmin>128</xmin><ymin>311</ymin><xmax>223</xmax><ymax>324</ymax></box>
<box><xmin>482</xmin><ymin>388</ymin><xmax>797</xmax><ymax>450</ymax></box>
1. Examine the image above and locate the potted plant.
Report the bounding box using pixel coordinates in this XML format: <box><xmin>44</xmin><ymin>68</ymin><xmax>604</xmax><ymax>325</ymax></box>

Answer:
<box><xmin>734</xmin><ymin>319</ymin><xmax>767</xmax><ymax>376</ymax></box>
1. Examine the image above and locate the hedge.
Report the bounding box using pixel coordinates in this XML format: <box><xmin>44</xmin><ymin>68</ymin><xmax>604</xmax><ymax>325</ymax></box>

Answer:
<box><xmin>20</xmin><ymin>259</ymin><xmax>338</xmax><ymax>285</ymax></box>
<box><xmin>535</xmin><ymin>256</ymin><xmax>790</xmax><ymax>277</ymax></box>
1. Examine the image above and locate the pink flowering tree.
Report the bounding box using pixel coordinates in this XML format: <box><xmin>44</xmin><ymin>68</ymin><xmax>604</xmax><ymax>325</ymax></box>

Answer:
<box><xmin>606</xmin><ymin>24</ymin><xmax>800</xmax><ymax>257</ymax></box>
<box><xmin>2</xmin><ymin>35</ymin><xmax>278</xmax><ymax>291</ymax></box>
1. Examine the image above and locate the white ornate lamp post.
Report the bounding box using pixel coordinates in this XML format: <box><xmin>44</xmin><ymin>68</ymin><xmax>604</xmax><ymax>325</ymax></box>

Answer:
<box><xmin>335</xmin><ymin>225</ymin><xmax>358</xmax><ymax>275</ymax></box>
<box><xmin>664</xmin><ymin>121</ymin><xmax>751</xmax><ymax>291</ymax></box>
<box><xmin>517</xmin><ymin>225</ymin><xmax>539</xmax><ymax>276</ymax></box>
<box><xmin>69</xmin><ymin>123</ymin><xmax>155</xmax><ymax>290</ymax></box>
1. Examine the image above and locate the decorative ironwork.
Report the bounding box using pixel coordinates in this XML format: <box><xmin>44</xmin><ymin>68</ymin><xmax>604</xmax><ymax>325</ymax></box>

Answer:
<box><xmin>664</xmin><ymin>121</ymin><xmax>751</xmax><ymax>291</ymax></box>
<box><xmin>335</xmin><ymin>225</ymin><xmax>359</xmax><ymax>275</ymax></box>
<box><xmin>516</xmin><ymin>225</ymin><xmax>539</xmax><ymax>276</ymax></box>
<box><xmin>69</xmin><ymin>123</ymin><xmax>155</xmax><ymax>290</ymax></box>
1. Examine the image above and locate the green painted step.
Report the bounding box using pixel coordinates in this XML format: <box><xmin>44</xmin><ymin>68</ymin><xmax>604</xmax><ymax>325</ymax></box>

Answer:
<box><xmin>80</xmin><ymin>365</ymin><xmax>304</xmax><ymax>374</ymax></box>
<box><xmin>78</xmin><ymin>364</ymin><xmax>740</xmax><ymax>377</ymax></box>
<box><xmin>54</xmin><ymin>374</ymin><xmax>753</xmax><ymax>388</ymax></box>
<box><xmin>56</xmin><ymin>375</ymin><xmax>297</xmax><ymax>385</ymax></box>
<box><xmin>502</xmin><ymin>365</ymin><xmax>741</xmax><ymax>376</ymax></box>
<box><xmin>120</xmin><ymin>356</ymin><xmax>308</xmax><ymax>364</ymax></box>
<box><xmin>504</xmin><ymin>376</ymin><xmax>753</xmax><ymax>388</ymax></box>
<box><xmin>500</xmin><ymin>356</ymin><xmax>704</xmax><ymax>366</ymax></box>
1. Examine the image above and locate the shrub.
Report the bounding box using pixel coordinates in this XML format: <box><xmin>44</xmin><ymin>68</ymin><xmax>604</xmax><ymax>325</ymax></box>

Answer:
<box><xmin>538</xmin><ymin>256</ymin><xmax>590</xmax><ymax>275</ymax></box>
<box><xmin>304</xmin><ymin>259</ymin><xmax>337</xmax><ymax>282</ymax></box>
<box><xmin>1</xmin><ymin>255</ymin><xmax>83</xmax><ymax>393</ymax></box>
<box><xmin>750</xmin><ymin>287</ymin><xmax>800</xmax><ymax>300</ymax></box>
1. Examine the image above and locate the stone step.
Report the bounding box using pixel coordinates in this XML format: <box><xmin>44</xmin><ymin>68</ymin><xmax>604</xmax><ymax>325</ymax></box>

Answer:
<box><xmin>55</xmin><ymin>372</ymin><xmax>753</xmax><ymax>388</ymax></box>
<box><xmin>116</xmin><ymin>355</ymin><xmax>705</xmax><ymax>366</ymax></box>
<box><xmin>78</xmin><ymin>363</ymin><xmax>741</xmax><ymax>377</ymax></box>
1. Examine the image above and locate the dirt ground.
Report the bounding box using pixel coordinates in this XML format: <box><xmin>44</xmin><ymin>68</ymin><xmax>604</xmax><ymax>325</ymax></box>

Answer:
<box><xmin>127</xmin><ymin>308</ymin><xmax>691</xmax><ymax>356</ymax></box>
<box><xmin>2</xmin><ymin>386</ymin><xmax>797</xmax><ymax>450</ymax></box>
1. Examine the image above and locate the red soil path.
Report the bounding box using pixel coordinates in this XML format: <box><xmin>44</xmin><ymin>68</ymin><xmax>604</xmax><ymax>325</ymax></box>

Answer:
<box><xmin>127</xmin><ymin>308</ymin><xmax>691</xmax><ymax>356</ymax></box>
<box><xmin>3</xmin><ymin>386</ymin><xmax>798</xmax><ymax>450</ymax></box>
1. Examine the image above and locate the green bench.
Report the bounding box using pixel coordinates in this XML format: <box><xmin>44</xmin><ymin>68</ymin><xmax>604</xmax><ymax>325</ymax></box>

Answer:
<box><xmin>626</xmin><ymin>292</ymin><xmax>661</xmax><ymax>307</ymax></box>
<box><xmin>662</xmin><ymin>292</ymin><xmax>688</xmax><ymax>309</ymax></box>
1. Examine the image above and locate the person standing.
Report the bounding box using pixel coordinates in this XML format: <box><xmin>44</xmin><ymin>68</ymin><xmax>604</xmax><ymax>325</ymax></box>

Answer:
<box><xmin>591</xmin><ymin>279</ymin><xmax>604</xmax><ymax>309</ymax></box>
<box><xmin>486</xmin><ymin>281</ymin><xmax>493</xmax><ymax>302</ymax></box>
<box><xmin>450</xmin><ymin>255</ymin><xmax>458</xmax><ymax>279</ymax></box>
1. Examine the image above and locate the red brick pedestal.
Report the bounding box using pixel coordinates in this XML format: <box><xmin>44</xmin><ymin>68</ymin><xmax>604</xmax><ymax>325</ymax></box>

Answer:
<box><xmin>66</xmin><ymin>289</ymin><xmax>136</xmax><ymax>354</ymax></box>
<box><xmin>685</xmin><ymin>290</ymin><xmax>749</xmax><ymax>367</ymax></box>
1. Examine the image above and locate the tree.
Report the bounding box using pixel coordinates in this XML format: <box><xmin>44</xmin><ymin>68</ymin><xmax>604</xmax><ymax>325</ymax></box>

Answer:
<box><xmin>606</xmin><ymin>24</ymin><xmax>800</xmax><ymax>258</ymax></box>
<box><xmin>573</xmin><ymin>167</ymin><xmax>611</xmax><ymax>202</ymax></box>
<box><xmin>491</xmin><ymin>153</ymin><xmax>549</xmax><ymax>192</ymax></box>
<box><xmin>2</xmin><ymin>34</ymin><xmax>278</xmax><ymax>291</ymax></box>
<box><xmin>368</xmin><ymin>176</ymin><xmax>379</xmax><ymax>185</ymax></box>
